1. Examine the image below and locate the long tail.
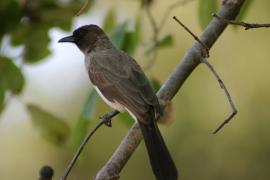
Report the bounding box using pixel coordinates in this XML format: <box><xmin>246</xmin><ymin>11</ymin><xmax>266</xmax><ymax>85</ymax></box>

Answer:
<box><xmin>138</xmin><ymin>120</ymin><xmax>178</xmax><ymax>180</ymax></box>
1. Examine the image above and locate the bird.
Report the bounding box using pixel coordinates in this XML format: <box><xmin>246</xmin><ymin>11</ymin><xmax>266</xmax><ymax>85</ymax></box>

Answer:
<box><xmin>58</xmin><ymin>24</ymin><xmax>178</xmax><ymax>180</ymax></box>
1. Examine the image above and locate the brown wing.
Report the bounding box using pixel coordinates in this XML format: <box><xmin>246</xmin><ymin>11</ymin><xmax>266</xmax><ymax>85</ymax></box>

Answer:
<box><xmin>88</xmin><ymin>49</ymin><xmax>161</xmax><ymax>123</ymax></box>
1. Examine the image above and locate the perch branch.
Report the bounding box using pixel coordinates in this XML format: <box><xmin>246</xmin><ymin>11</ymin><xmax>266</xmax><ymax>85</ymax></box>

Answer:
<box><xmin>213</xmin><ymin>13</ymin><xmax>270</xmax><ymax>30</ymax></box>
<box><xmin>61</xmin><ymin>110</ymin><xmax>119</xmax><ymax>180</ymax></box>
<box><xmin>95</xmin><ymin>0</ymin><xmax>246</xmax><ymax>179</ymax></box>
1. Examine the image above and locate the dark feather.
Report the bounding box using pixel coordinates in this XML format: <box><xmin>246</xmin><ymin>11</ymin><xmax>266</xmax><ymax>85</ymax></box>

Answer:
<box><xmin>87</xmin><ymin>47</ymin><xmax>177</xmax><ymax>179</ymax></box>
<box><xmin>139</xmin><ymin>119</ymin><xmax>178</xmax><ymax>180</ymax></box>
<box><xmin>88</xmin><ymin>49</ymin><xmax>162</xmax><ymax>121</ymax></box>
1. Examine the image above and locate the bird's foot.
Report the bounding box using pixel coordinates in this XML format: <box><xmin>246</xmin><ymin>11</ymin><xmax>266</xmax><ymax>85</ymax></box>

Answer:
<box><xmin>99</xmin><ymin>114</ymin><xmax>112</xmax><ymax>127</ymax></box>
<box><xmin>99</xmin><ymin>110</ymin><xmax>120</xmax><ymax>127</ymax></box>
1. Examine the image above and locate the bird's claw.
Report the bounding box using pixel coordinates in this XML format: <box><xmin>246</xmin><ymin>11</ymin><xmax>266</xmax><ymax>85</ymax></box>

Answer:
<box><xmin>99</xmin><ymin>114</ymin><xmax>112</xmax><ymax>127</ymax></box>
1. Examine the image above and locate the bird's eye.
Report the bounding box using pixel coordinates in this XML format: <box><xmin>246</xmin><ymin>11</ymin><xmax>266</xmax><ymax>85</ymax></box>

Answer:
<box><xmin>78</xmin><ymin>31</ymin><xmax>83</xmax><ymax>36</ymax></box>
<box><xmin>74</xmin><ymin>30</ymin><xmax>84</xmax><ymax>38</ymax></box>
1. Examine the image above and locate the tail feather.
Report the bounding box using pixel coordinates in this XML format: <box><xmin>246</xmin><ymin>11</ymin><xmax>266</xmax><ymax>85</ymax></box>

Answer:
<box><xmin>138</xmin><ymin>120</ymin><xmax>178</xmax><ymax>180</ymax></box>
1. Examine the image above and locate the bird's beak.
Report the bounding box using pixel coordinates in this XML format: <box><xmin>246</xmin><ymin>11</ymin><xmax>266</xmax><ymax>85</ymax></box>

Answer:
<box><xmin>58</xmin><ymin>35</ymin><xmax>75</xmax><ymax>43</ymax></box>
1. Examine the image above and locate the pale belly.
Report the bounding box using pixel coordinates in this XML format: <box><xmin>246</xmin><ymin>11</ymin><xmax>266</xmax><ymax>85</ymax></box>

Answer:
<box><xmin>94</xmin><ymin>86</ymin><xmax>126</xmax><ymax>112</ymax></box>
<box><xmin>93</xmin><ymin>86</ymin><xmax>137</xmax><ymax>121</ymax></box>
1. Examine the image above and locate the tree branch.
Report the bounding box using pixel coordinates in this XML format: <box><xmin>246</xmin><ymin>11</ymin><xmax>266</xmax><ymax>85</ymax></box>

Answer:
<box><xmin>172</xmin><ymin>16</ymin><xmax>237</xmax><ymax>133</ymax></box>
<box><xmin>213</xmin><ymin>13</ymin><xmax>270</xmax><ymax>30</ymax></box>
<box><xmin>95</xmin><ymin>0</ymin><xmax>246</xmax><ymax>179</ymax></box>
<box><xmin>201</xmin><ymin>59</ymin><xmax>237</xmax><ymax>134</ymax></box>
<box><xmin>61</xmin><ymin>110</ymin><xmax>119</xmax><ymax>180</ymax></box>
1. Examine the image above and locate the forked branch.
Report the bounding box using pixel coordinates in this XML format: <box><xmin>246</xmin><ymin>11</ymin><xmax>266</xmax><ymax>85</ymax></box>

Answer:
<box><xmin>173</xmin><ymin>16</ymin><xmax>237</xmax><ymax>133</ymax></box>
<box><xmin>202</xmin><ymin>59</ymin><xmax>237</xmax><ymax>134</ymax></box>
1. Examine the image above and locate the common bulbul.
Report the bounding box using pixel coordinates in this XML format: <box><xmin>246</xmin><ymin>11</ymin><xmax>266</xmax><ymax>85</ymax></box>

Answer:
<box><xmin>58</xmin><ymin>24</ymin><xmax>178</xmax><ymax>180</ymax></box>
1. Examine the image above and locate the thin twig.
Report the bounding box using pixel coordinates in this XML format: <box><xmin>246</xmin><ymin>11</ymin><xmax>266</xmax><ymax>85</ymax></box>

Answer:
<box><xmin>173</xmin><ymin>16</ymin><xmax>210</xmax><ymax>57</ymax></box>
<box><xmin>202</xmin><ymin>59</ymin><xmax>237</xmax><ymax>134</ymax></box>
<box><xmin>173</xmin><ymin>16</ymin><xmax>237</xmax><ymax>133</ymax></box>
<box><xmin>143</xmin><ymin>0</ymin><xmax>195</xmax><ymax>71</ymax></box>
<box><xmin>61</xmin><ymin>110</ymin><xmax>119</xmax><ymax>180</ymax></box>
<box><xmin>143</xmin><ymin>5</ymin><xmax>159</xmax><ymax>71</ymax></box>
<box><xmin>145</xmin><ymin>6</ymin><xmax>158</xmax><ymax>34</ymax></box>
<box><xmin>213</xmin><ymin>13</ymin><xmax>270</xmax><ymax>30</ymax></box>
<box><xmin>159</xmin><ymin>0</ymin><xmax>195</xmax><ymax>31</ymax></box>
<box><xmin>76</xmin><ymin>0</ymin><xmax>89</xmax><ymax>16</ymax></box>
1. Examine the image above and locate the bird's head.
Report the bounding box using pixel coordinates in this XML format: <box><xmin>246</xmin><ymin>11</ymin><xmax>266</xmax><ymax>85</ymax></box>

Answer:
<box><xmin>58</xmin><ymin>24</ymin><xmax>106</xmax><ymax>52</ymax></box>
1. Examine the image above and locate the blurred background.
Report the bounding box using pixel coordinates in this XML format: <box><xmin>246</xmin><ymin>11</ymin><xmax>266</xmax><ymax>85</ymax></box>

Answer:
<box><xmin>0</xmin><ymin>0</ymin><xmax>270</xmax><ymax>179</ymax></box>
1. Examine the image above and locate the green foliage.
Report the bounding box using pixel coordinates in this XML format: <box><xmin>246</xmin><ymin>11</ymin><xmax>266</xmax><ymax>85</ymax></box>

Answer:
<box><xmin>0</xmin><ymin>0</ymin><xmax>90</xmax><ymax>114</ymax></box>
<box><xmin>108</xmin><ymin>18</ymin><xmax>141</xmax><ymax>56</ymax></box>
<box><xmin>0</xmin><ymin>0</ymin><xmax>22</xmax><ymax>40</ymax></box>
<box><xmin>27</xmin><ymin>104</ymin><xmax>71</xmax><ymax>146</ymax></box>
<box><xmin>109</xmin><ymin>22</ymin><xmax>129</xmax><ymax>49</ymax></box>
<box><xmin>80</xmin><ymin>90</ymin><xmax>98</xmax><ymax>120</ymax></box>
<box><xmin>0</xmin><ymin>86</ymin><xmax>4</xmax><ymax>113</ymax></box>
<box><xmin>145</xmin><ymin>34</ymin><xmax>174</xmax><ymax>54</ymax></box>
<box><xmin>122</xmin><ymin>17</ymin><xmax>141</xmax><ymax>55</ymax></box>
<box><xmin>72</xmin><ymin>89</ymin><xmax>98</xmax><ymax>148</ymax></box>
<box><xmin>103</xmin><ymin>8</ymin><xmax>117</xmax><ymax>32</ymax></box>
<box><xmin>0</xmin><ymin>57</ymin><xmax>24</xmax><ymax>94</ymax></box>
<box><xmin>23</xmin><ymin>25</ymin><xmax>51</xmax><ymax>63</ymax></box>
<box><xmin>2</xmin><ymin>0</ymin><xmax>85</xmax><ymax>64</ymax></box>
<box><xmin>118</xmin><ymin>112</ymin><xmax>134</xmax><ymax>128</ymax></box>
<box><xmin>198</xmin><ymin>0</ymin><xmax>218</xmax><ymax>29</ymax></box>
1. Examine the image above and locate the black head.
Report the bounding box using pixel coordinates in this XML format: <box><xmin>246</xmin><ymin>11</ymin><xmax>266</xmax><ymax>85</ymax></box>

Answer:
<box><xmin>58</xmin><ymin>24</ymin><xmax>106</xmax><ymax>51</ymax></box>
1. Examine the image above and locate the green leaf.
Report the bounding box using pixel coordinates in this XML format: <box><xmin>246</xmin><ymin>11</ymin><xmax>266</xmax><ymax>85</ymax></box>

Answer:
<box><xmin>40</xmin><ymin>8</ymin><xmax>74</xmax><ymax>31</ymax></box>
<box><xmin>0</xmin><ymin>0</ymin><xmax>22</xmax><ymax>39</ymax></box>
<box><xmin>72</xmin><ymin>116</ymin><xmax>91</xmax><ymax>149</ymax></box>
<box><xmin>134</xmin><ymin>16</ymin><xmax>141</xmax><ymax>41</ymax></box>
<box><xmin>109</xmin><ymin>22</ymin><xmax>128</xmax><ymax>49</ymax></box>
<box><xmin>27</xmin><ymin>104</ymin><xmax>71</xmax><ymax>146</ymax></box>
<box><xmin>72</xmin><ymin>89</ymin><xmax>98</xmax><ymax>148</ymax></box>
<box><xmin>10</xmin><ymin>25</ymin><xmax>27</xmax><ymax>46</ymax></box>
<box><xmin>0</xmin><ymin>56</ymin><xmax>25</xmax><ymax>94</ymax></box>
<box><xmin>122</xmin><ymin>17</ymin><xmax>141</xmax><ymax>55</ymax></box>
<box><xmin>198</xmin><ymin>0</ymin><xmax>218</xmax><ymax>29</ymax></box>
<box><xmin>81</xmin><ymin>90</ymin><xmax>98</xmax><ymax>120</ymax></box>
<box><xmin>0</xmin><ymin>85</ymin><xmax>4</xmax><ymax>113</ymax></box>
<box><xmin>118</xmin><ymin>112</ymin><xmax>134</xmax><ymax>128</ymax></box>
<box><xmin>145</xmin><ymin>34</ymin><xmax>174</xmax><ymax>54</ymax></box>
<box><xmin>103</xmin><ymin>8</ymin><xmax>117</xmax><ymax>32</ymax></box>
<box><xmin>235</xmin><ymin>0</ymin><xmax>253</xmax><ymax>22</ymax></box>
<box><xmin>122</xmin><ymin>32</ymin><xmax>138</xmax><ymax>56</ymax></box>
<box><xmin>23</xmin><ymin>25</ymin><xmax>51</xmax><ymax>63</ymax></box>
